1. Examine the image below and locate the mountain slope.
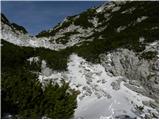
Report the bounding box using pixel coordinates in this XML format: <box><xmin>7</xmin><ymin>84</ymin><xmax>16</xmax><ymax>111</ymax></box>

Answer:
<box><xmin>2</xmin><ymin>1</ymin><xmax>158</xmax><ymax>51</ymax></box>
<box><xmin>36</xmin><ymin>1</ymin><xmax>158</xmax><ymax>52</ymax></box>
<box><xmin>1</xmin><ymin>1</ymin><xmax>159</xmax><ymax>119</ymax></box>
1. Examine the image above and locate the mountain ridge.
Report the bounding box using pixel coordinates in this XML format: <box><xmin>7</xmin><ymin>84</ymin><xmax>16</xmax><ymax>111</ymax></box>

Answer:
<box><xmin>1</xmin><ymin>1</ymin><xmax>158</xmax><ymax>52</ymax></box>
<box><xmin>1</xmin><ymin>1</ymin><xmax>159</xmax><ymax>119</ymax></box>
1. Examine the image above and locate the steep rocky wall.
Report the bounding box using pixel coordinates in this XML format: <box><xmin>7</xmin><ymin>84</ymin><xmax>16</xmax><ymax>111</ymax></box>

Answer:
<box><xmin>99</xmin><ymin>47</ymin><xmax>159</xmax><ymax>100</ymax></box>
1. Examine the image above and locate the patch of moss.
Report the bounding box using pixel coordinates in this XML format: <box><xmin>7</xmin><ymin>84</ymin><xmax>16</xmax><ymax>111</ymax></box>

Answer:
<box><xmin>140</xmin><ymin>51</ymin><xmax>157</xmax><ymax>60</ymax></box>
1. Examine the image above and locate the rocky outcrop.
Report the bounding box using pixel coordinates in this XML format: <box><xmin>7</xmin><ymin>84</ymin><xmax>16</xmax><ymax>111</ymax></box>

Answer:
<box><xmin>99</xmin><ymin>48</ymin><xmax>159</xmax><ymax>100</ymax></box>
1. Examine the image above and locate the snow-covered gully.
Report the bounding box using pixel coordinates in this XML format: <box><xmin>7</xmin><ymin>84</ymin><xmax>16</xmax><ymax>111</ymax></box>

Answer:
<box><xmin>38</xmin><ymin>54</ymin><xmax>158</xmax><ymax>119</ymax></box>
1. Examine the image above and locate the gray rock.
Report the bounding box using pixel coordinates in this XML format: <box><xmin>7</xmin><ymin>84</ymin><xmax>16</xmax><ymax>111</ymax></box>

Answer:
<box><xmin>42</xmin><ymin>68</ymin><xmax>52</xmax><ymax>76</ymax></box>
<box><xmin>99</xmin><ymin>48</ymin><xmax>159</xmax><ymax>100</ymax></box>
<box><xmin>115</xmin><ymin>115</ymin><xmax>136</xmax><ymax>119</ymax></box>
<box><xmin>152</xmin><ymin>112</ymin><xmax>159</xmax><ymax>118</ymax></box>
<box><xmin>111</xmin><ymin>81</ymin><xmax>120</xmax><ymax>90</ymax></box>
<box><xmin>142</xmin><ymin>101</ymin><xmax>150</xmax><ymax>107</ymax></box>
<box><xmin>144</xmin><ymin>114</ymin><xmax>152</xmax><ymax>119</ymax></box>
<box><xmin>94</xmin><ymin>92</ymin><xmax>102</xmax><ymax>99</ymax></box>
<box><xmin>150</xmin><ymin>101</ymin><xmax>159</xmax><ymax>110</ymax></box>
<box><xmin>102</xmin><ymin>79</ymin><xmax>107</xmax><ymax>84</ymax></box>
<box><xmin>129</xmin><ymin>80</ymin><xmax>141</xmax><ymax>87</ymax></box>
<box><xmin>124</xmin><ymin>83</ymin><xmax>146</xmax><ymax>96</ymax></box>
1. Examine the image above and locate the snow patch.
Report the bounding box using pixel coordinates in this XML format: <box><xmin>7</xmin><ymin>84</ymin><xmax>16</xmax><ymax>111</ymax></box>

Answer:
<box><xmin>27</xmin><ymin>57</ymin><xmax>39</xmax><ymax>64</ymax></box>
<box><xmin>38</xmin><ymin>54</ymin><xmax>157</xmax><ymax>118</ymax></box>
<box><xmin>139</xmin><ymin>37</ymin><xmax>145</xmax><ymax>43</ymax></box>
<box><xmin>116</xmin><ymin>26</ymin><xmax>127</xmax><ymax>32</ymax></box>
<box><xmin>144</xmin><ymin>41</ymin><xmax>159</xmax><ymax>53</ymax></box>
<box><xmin>96</xmin><ymin>4</ymin><xmax>106</xmax><ymax>13</ymax></box>
<box><xmin>121</xmin><ymin>7</ymin><xmax>136</xmax><ymax>14</ymax></box>
<box><xmin>88</xmin><ymin>17</ymin><xmax>98</xmax><ymax>27</ymax></box>
<box><xmin>112</xmin><ymin>6</ymin><xmax>121</xmax><ymax>12</ymax></box>
<box><xmin>106</xmin><ymin>2</ymin><xmax>116</xmax><ymax>10</ymax></box>
<box><xmin>0</xmin><ymin>43</ymin><xmax>3</xmax><ymax>46</ymax></box>
<box><xmin>136</xmin><ymin>16</ymin><xmax>148</xmax><ymax>23</ymax></box>
<box><xmin>151</xmin><ymin>26</ymin><xmax>158</xmax><ymax>30</ymax></box>
<box><xmin>96</xmin><ymin>2</ymin><xmax>115</xmax><ymax>13</ymax></box>
<box><xmin>114</xmin><ymin>1</ymin><xmax>127</xmax><ymax>5</ymax></box>
<box><xmin>104</xmin><ymin>13</ymin><xmax>111</xmax><ymax>18</ymax></box>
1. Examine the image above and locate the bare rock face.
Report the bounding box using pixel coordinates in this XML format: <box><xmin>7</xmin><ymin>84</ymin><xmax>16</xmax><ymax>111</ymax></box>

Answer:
<box><xmin>99</xmin><ymin>48</ymin><xmax>159</xmax><ymax>100</ymax></box>
<box><xmin>41</xmin><ymin>60</ymin><xmax>53</xmax><ymax>76</ymax></box>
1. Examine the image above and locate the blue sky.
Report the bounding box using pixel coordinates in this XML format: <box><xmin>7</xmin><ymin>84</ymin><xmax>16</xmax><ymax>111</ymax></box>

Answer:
<box><xmin>1</xmin><ymin>1</ymin><xmax>104</xmax><ymax>35</ymax></box>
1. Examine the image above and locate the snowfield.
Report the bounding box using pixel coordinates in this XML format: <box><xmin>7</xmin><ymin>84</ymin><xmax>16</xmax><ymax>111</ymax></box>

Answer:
<box><xmin>38</xmin><ymin>54</ymin><xmax>158</xmax><ymax>119</ymax></box>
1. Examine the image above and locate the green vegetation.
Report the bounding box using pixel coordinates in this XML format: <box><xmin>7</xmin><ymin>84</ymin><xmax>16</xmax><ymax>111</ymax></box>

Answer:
<box><xmin>36</xmin><ymin>1</ymin><xmax>158</xmax><ymax>64</ymax></box>
<box><xmin>43</xmin><ymin>81</ymin><xmax>77</xmax><ymax>118</ymax></box>
<box><xmin>77</xmin><ymin>1</ymin><xmax>158</xmax><ymax>60</ymax></box>
<box><xmin>74</xmin><ymin>8</ymin><xmax>96</xmax><ymax>28</ymax></box>
<box><xmin>97</xmin><ymin>13</ymin><xmax>106</xmax><ymax>23</ymax></box>
<box><xmin>37</xmin><ymin>1</ymin><xmax>158</xmax><ymax>53</ymax></box>
<box><xmin>136</xmin><ymin>105</ymin><xmax>144</xmax><ymax>111</ymax></box>
<box><xmin>36</xmin><ymin>17</ymin><xmax>75</xmax><ymax>38</ymax></box>
<box><xmin>1</xmin><ymin>13</ymin><xmax>27</xmax><ymax>34</ymax></box>
<box><xmin>1</xmin><ymin>40</ymin><xmax>78</xmax><ymax>118</ymax></box>
<box><xmin>59</xmin><ymin>20</ymin><xmax>73</xmax><ymax>29</ymax></box>
<box><xmin>55</xmin><ymin>36</ymin><xmax>69</xmax><ymax>44</ymax></box>
<box><xmin>2</xmin><ymin>69</ymin><xmax>78</xmax><ymax>118</ymax></box>
<box><xmin>54</xmin><ymin>31</ymin><xmax>80</xmax><ymax>44</ymax></box>
<box><xmin>2</xmin><ymin>40</ymin><xmax>69</xmax><ymax>71</ymax></box>
<box><xmin>1</xmin><ymin>13</ymin><xmax>10</xmax><ymax>25</ymax></box>
<box><xmin>36</xmin><ymin>8</ymin><xmax>96</xmax><ymax>38</ymax></box>
<box><xmin>2</xmin><ymin>69</ymin><xmax>43</xmax><ymax>118</ymax></box>
<box><xmin>36</xmin><ymin>30</ymin><xmax>50</xmax><ymax>38</ymax></box>
<box><xmin>141</xmin><ymin>51</ymin><xmax>157</xmax><ymax>60</ymax></box>
<box><xmin>11</xmin><ymin>23</ymin><xmax>28</xmax><ymax>34</ymax></box>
